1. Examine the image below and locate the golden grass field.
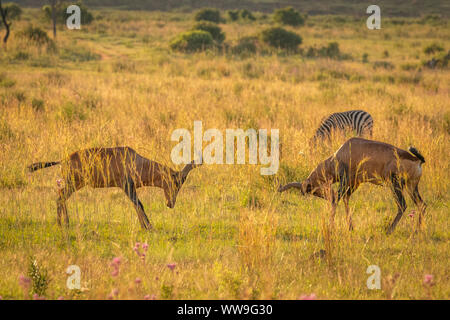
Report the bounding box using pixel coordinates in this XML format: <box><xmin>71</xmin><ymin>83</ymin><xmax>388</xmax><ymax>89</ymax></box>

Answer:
<box><xmin>0</xmin><ymin>8</ymin><xmax>449</xmax><ymax>300</ymax></box>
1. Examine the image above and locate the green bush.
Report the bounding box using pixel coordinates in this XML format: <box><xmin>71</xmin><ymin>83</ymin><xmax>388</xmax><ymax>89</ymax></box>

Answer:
<box><xmin>227</xmin><ymin>10</ymin><xmax>239</xmax><ymax>21</ymax></box>
<box><xmin>362</xmin><ymin>52</ymin><xmax>369</xmax><ymax>63</ymax></box>
<box><xmin>260</xmin><ymin>27</ymin><xmax>302</xmax><ymax>51</ymax></box>
<box><xmin>305</xmin><ymin>42</ymin><xmax>347</xmax><ymax>60</ymax></box>
<box><xmin>170</xmin><ymin>30</ymin><xmax>214</xmax><ymax>52</ymax></box>
<box><xmin>424</xmin><ymin>43</ymin><xmax>444</xmax><ymax>55</ymax></box>
<box><xmin>240</xmin><ymin>9</ymin><xmax>255</xmax><ymax>21</ymax></box>
<box><xmin>232</xmin><ymin>36</ymin><xmax>258</xmax><ymax>55</ymax></box>
<box><xmin>18</xmin><ymin>25</ymin><xmax>52</xmax><ymax>46</ymax></box>
<box><xmin>423</xmin><ymin>50</ymin><xmax>450</xmax><ymax>69</ymax></box>
<box><xmin>194</xmin><ymin>8</ymin><xmax>222</xmax><ymax>23</ymax></box>
<box><xmin>373</xmin><ymin>61</ymin><xmax>395</xmax><ymax>70</ymax></box>
<box><xmin>31</xmin><ymin>98</ymin><xmax>45</xmax><ymax>112</ymax></box>
<box><xmin>42</xmin><ymin>1</ymin><xmax>93</xmax><ymax>25</ymax></box>
<box><xmin>27</xmin><ymin>258</ymin><xmax>50</xmax><ymax>297</ymax></box>
<box><xmin>2</xmin><ymin>2</ymin><xmax>22</xmax><ymax>21</ymax></box>
<box><xmin>192</xmin><ymin>21</ymin><xmax>225</xmax><ymax>43</ymax></box>
<box><xmin>319</xmin><ymin>42</ymin><xmax>340</xmax><ymax>58</ymax></box>
<box><xmin>273</xmin><ymin>7</ymin><xmax>305</xmax><ymax>26</ymax></box>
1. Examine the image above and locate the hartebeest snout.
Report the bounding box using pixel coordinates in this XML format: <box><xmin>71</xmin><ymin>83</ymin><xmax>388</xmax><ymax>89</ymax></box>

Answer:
<box><xmin>28</xmin><ymin>147</ymin><xmax>201</xmax><ymax>230</ymax></box>
<box><xmin>279</xmin><ymin>137</ymin><xmax>426</xmax><ymax>234</ymax></box>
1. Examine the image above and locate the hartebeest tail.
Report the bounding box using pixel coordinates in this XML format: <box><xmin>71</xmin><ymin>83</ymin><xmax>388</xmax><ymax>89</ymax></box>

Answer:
<box><xmin>28</xmin><ymin>147</ymin><xmax>201</xmax><ymax>230</ymax></box>
<box><xmin>28</xmin><ymin>161</ymin><xmax>60</xmax><ymax>172</ymax></box>
<box><xmin>279</xmin><ymin>137</ymin><xmax>426</xmax><ymax>234</ymax></box>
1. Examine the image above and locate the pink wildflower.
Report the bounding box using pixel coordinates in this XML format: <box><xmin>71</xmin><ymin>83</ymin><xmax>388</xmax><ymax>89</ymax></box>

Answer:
<box><xmin>167</xmin><ymin>263</ymin><xmax>176</xmax><ymax>271</ymax></box>
<box><xmin>424</xmin><ymin>274</ymin><xmax>434</xmax><ymax>286</ymax></box>
<box><xmin>56</xmin><ymin>178</ymin><xmax>64</xmax><ymax>189</ymax></box>
<box><xmin>112</xmin><ymin>257</ymin><xmax>121</xmax><ymax>266</ymax></box>
<box><xmin>298</xmin><ymin>293</ymin><xmax>317</xmax><ymax>300</ymax></box>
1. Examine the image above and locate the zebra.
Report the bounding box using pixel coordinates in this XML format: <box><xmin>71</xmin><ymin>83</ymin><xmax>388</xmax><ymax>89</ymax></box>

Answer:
<box><xmin>312</xmin><ymin>110</ymin><xmax>373</xmax><ymax>143</ymax></box>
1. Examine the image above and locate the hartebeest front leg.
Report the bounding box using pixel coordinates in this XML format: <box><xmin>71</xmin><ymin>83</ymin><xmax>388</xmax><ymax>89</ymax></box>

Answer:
<box><xmin>387</xmin><ymin>174</ymin><xmax>406</xmax><ymax>235</ymax></box>
<box><xmin>124</xmin><ymin>178</ymin><xmax>152</xmax><ymax>230</ymax></box>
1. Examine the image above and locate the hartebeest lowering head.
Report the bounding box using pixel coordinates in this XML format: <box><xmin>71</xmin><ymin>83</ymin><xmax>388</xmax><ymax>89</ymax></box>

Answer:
<box><xmin>279</xmin><ymin>137</ymin><xmax>426</xmax><ymax>234</ymax></box>
<box><xmin>28</xmin><ymin>147</ymin><xmax>202</xmax><ymax>230</ymax></box>
<box><xmin>164</xmin><ymin>161</ymin><xmax>201</xmax><ymax>208</ymax></box>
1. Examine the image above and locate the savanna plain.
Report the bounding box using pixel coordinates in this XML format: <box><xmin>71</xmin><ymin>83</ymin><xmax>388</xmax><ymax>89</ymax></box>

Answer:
<box><xmin>0</xmin><ymin>6</ymin><xmax>449</xmax><ymax>300</ymax></box>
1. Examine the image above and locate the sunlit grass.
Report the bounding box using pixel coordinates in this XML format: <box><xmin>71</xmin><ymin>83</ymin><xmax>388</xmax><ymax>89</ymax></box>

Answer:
<box><xmin>0</xmin><ymin>8</ymin><xmax>448</xmax><ymax>300</ymax></box>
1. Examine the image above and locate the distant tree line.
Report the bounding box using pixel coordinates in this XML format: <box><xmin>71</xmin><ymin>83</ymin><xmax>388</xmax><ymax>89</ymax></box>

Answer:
<box><xmin>9</xmin><ymin>0</ymin><xmax>450</xmax><ymax>17</ymax></box>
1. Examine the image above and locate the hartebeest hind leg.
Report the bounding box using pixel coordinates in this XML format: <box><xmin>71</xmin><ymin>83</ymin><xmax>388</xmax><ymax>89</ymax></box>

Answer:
<box><xmin>123</xmin><ymin>178</ymin><xmax>152</xmax><ymax>230</ymax></box>
<box><xmin>335</xmin><ymin>165</ymin><xmax>357</xmax><ymax>231</ymax></box>
<box><xmin>408</xmin><ymin>184</ymin><xmax>427</xmax><ymax>231</ymax></box>
<box><xmin>387</xmin><ymin>174</ymin><xmax>406</xmax><ymax>235</ymax></box>
<box><xmin>342</xmin><ymin>184</ymin><xmax>359</xmax><ymax>231</ymax></box>
<box><xmin>57</xmin><ymin>183</ymin><xmax>75</xmax><ymax>227</ymax></box>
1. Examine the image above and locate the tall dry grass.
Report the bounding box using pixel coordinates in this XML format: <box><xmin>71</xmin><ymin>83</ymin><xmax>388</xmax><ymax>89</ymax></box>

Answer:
<box><xmin>0</xmin><ymin>9</ymin><xmax>448</xmax><ymax>299</ymax></box>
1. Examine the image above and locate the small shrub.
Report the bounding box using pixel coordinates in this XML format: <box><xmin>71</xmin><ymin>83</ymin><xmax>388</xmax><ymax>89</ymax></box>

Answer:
<box><xmin>424</xmin><ymin>43</ymin><xmax>444</xmax><ymax>55</ymax></box>
<box><xmin>373</xmin><ymin>61</ymin><xmax>395</xmax><ymax>70</ymax></box>
<box><xmin>362</xmin><ymin>53</ymin><xmax>369</xmax><ymax>63</ymax></box>
<box><xmin>170</xmin><ymin>30</ymin><xmax>213</xmax><ymax>52</ymax></box>
<box><xmin>400</xmin><ymin>63</ymin><xmax>418</xmax><ymax>71</ymax></box>
<box><xmin>19</xmin><ymin>25</ymin><xmax>52</xmax><ymax>46</ymax></box>
<box><xmin>273</xmin><ymin>7</ymin><xmax>305</xmax><ymax>26</ymax></box>
<box><xmin>319</xmin><ymin>42</ymin><xmax>340</xmax><ymax>58</ymax></box>
<box><xmin>59</xmin><ymin>101</ymin><xmax>87</xmax><ymax>122</ymax></box>
<box><xmin>31</xmin><ymin>98</ymin><xmax>45</xmax><ymax>112</ymax></box>
<box><xmin>112</xmin><ymin>60</ymin><xmax>136</xmax><ymax>73</ymax></box>
<box><xmin>227</xmin><ymin>10</ymin><xmax>239</xmax><ymax>21</ymax></box>
<box><xmin>232</xmin><ymin>36</ymin><xmax>258</xmax><ymax>55</ymax></box>
<box><xmin>0</xmin><ymin>73</ymin><xmax>16</xmax><ymax>88</ymax></box>
<box><xmin>194</xmin><ymin>8</ymin><xmax>222</xmax><ymax>23</ymax></box>
<box><xmin>241</xmin><ymin>61</ymin><xmax>263</xmax><ymax>78</ymax></box>
<box><xmin>12</xmin><ymin>51</ymin><xmax>29</xmax><ymax>61</ymax></box>
<box><xmin>27</xmin><ymin>258</ymin><xmax>50</xmax><ymax>297</ymax></box>
<box><xmin>260</xmin><ymin>27</ymin><xmax>302</xmax><ymax>51</ymax></box>
<box><xmin>423</xmin><ymin>51</ymin><xmax>449</xmax><ymax>69</ymax></box>
<box><xmin>305</xmin><ymin>42</ymin><xmax>345</xmax><ymax>59</ymax></box>
<box><xmin>240</xmin><ymin>9</ymin><xmax>255</xmax><ymax>21</ymax></box>
<box><xmin>14</xmin><ymin>90</ymin><xmax>26</xmax><ymax>103</ymax></box>
<box><xmin>192</xmin><ymin>21</ymin><xmax>225</xmax><ymax>43</ymax></box>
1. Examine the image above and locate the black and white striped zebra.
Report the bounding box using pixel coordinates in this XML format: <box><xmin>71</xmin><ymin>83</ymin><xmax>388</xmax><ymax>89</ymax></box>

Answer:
<box><xmin>312</xmin><ymin>110</ymin><xmax>373</xmax><ymax>142</ymax></box>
